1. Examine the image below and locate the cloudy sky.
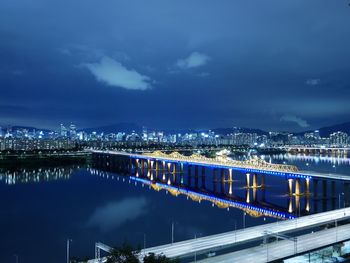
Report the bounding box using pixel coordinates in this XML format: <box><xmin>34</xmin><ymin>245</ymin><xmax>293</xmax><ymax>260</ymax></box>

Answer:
<box><xmin>0</xmin><ymin>0</ymin><xmax>350</xmax><ymax>131</ymax></box>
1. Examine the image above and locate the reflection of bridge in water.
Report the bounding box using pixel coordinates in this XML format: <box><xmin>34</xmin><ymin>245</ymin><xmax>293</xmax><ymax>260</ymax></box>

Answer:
<box><xmin>89</xmin><ymin>166</ymin><xmax>296</xmax><ymax>220</ymax></box>
<box><xmin>0</xmin><ymin>166</ymin><xmax>77</xmax><ymax>185</ymax></box>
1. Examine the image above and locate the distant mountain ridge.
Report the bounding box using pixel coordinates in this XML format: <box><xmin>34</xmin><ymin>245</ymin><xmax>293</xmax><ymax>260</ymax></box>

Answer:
<box><xmin>1</xmin><ymin>121</ymin><xmax>350</xmax><ymax>136</ymax></box>
<box><xmin>315</xmin><ymin>121</ymin><xmax>350</xmax><ymax>137</ymax></box>
<box><xmin>81</xmin><ymin>122</ymin><xmax>142</xmax><ymax>134</ymax></box>
<box><xmin>0</xmin><ymin>125</ymin><xmax>52</xmax><ymax>133</ymax></box>
<box><xmin>211</xmin><ymin>127</ymin><xmax>268</xmax><ymax>136</ymax></box>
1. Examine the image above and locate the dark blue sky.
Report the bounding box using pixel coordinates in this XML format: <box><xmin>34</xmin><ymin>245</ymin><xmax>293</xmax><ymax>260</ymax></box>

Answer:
<box><xmin>0</xmin><ymin>0</ymin><xmax>350</xmax><ymax>131</ymax></box>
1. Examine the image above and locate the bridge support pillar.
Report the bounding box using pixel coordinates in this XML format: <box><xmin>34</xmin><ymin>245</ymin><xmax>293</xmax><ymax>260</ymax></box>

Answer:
<box><xmin>194</xmin><ymin>166</ymin><xmax>199</xmax><ymax>188</ymax></box>
<box><xmin>172</xmin><ymin>164</ymin><xmax>177</xmax><ymax>183</ymax></box>
<box><xmin>261</xmin><ymin>174</ymin><xmax>266</xmax><ymax>189</ymax></box>
<box><xmin>201</xmin><ymin>167</ymin><xmax>206</xmax><ymax>189</ymax></box>
<box><xmin>323</xmin><ymin>180</ymin><xmax>328</xmax><ymax>198</ymax></box>
<box><xmin>246</xmin><ymin>188</ymin><xmax>251</xmax><ymax>203</ymax></box>
<box><xmin>295</xmin><ymin>179</ymin><xmax>301</xmax><ymax>196</ymax></box>
<box><xmin>162</xmin><ymin>169</ymin><xmax>166</xmax><ymax>181</ymax></box>
<box><xmin>252</xmin><ymin>174</ymin><xmax>257</xmax><ymax>189</ymax></box>
<box><xmin>305</xmin><ymin>178</ymin><xmax>310</xmax><ymax>196</ymax></box>
<box><xmin>180</xmin><ymin>173</ymin><xmax>184</xmax><ymax>185</ymax></box>
<box><xmin>295</xmin><ymin>194</ymin><xmax>300</xmax><ymax>215</ymax></box>
<box><xmin>246</xmin><ymin>173</ymin><xmax>251</xmax><ymax>188</ymax></box>
<box><xmin>213</xmin><ymin>169</ymin><xmax>217</xmax><ymax>192</ymax></box>
<box><xmin>344</xmin><ymin>182</ymin><xmax>350</xmax><ymax>207</ymax></box>
<box><xmin>167</xmin><ymin>175</ymin><xmax>171</xmax><ymax>185</ymax></box>
<box><xmin>213</xmin><ymin>169</ymin><xmax>217</xmax><ymax>182</ymax></box>
<box><xmin>252</xmin><ymin>188</ymin><xmax>257</xmax><ymax>202</ymax></box>
<box><xmin>313</xmin><ymin>179</ymin><xmax>318</xmax><ymax>199</ymax></box>
<box><xmin>221</xmin><ymin>169</ymin><xmax>225</xmax><ymax>194</ymax></box>
<box><xmin>288</xmin><ymin>197</ymin><xmax>293</xmax><ymax>213</ymax></box>
<box><xmin>141</xmin><ymin>159</ymin><xmax>145</xmax><ymax>176</ymax></box>
<box><xmin>228</xmin><ymin>169</ymin><xmax>233</xmax><ymax>195</ymax></box>
<box><xmin>305</xmin><ymin>195</ymin><xmax>310</xmax><ymax>213</ymax></box>
<box><xmin>167</xmin><ymin>162</ymin><xmax>171</xmax><ymax>173</ymax></box>
<box><xmin>331</xmin><ymin>181</ymin><xmax>336</xmax><ymax>198</ymax></box>
<box><xmin>288</xmin><ymin>178</ymin><xmax>293</xmax><ymax>196</ymax></box>
<box><xmin>135</xmin><ymin>159</ymin><xmax>139</xmax><ymax>177</ymax></box>
<box><xmin>188</xmin><ymin>165</ymin><xmax>192</xmax><ymax>186</ymax></box>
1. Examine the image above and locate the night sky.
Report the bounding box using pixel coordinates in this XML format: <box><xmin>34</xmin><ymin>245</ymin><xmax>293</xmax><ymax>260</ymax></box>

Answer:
<box><xmin>1</xmin><ymin>0</ymin><xmax>350</xmax><ymax>131</ymax></box>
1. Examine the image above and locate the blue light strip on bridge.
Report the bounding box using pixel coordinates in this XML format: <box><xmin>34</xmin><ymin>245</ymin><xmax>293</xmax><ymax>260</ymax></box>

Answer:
<box><xmin>129</xmin><ymin>155</ymin><xmax>312</xmax><ymax>180</ymax></box>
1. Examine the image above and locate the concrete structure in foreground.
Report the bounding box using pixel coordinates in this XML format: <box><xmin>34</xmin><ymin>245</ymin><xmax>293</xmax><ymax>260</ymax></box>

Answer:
<box><xmin>197</xmin><ymin>222</ymin><xmax>350</xmax><ymax>263</ymax></box>
<box><xmin>139</xmin><ymin>207</ymin><xmax>350</xmax><ymax>259</ymax></box>
<box><xmin>88</xmin><ymin>207</ymin><xmax>350</xmax><ymax>263</ymax></box>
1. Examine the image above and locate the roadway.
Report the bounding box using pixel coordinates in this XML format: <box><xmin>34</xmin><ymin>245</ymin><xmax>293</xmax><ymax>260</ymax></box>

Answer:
<box><xmin>140</xmin><ymin>207</ymin><xmax>350</xmax><ymax>259</ymax></box>
<box><xmin>196</xmin><ymin>222</ymin><xmax>350</xmax><ymax>263</ymax></box>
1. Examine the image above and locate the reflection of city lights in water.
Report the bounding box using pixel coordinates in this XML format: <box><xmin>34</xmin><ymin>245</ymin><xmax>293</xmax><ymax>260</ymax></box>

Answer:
<box><xmin>0</xmin><ymin>166</ymin><xmax>77</xmax><ymax>185</ymax></box>
<box><xmin>271</xmin><ymin>154</ymin><xmax>350</xmax><ymax>166</ymax></box>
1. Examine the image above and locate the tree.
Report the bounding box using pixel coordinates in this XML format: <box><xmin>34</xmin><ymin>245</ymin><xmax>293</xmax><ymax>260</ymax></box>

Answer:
<box><xmin>106</xmin><ymin>243</ymin><xmax>140</xmax><ymax>263</ymax></box>
<box><xmin>143</xmin><ymin>253</ymin><xmax>180</xmax><ymax>263</ymax></box>
<box><xmin>102</xmin><ymin>242</ymin><xmax>177</xmax><ymax>263</ymax></box>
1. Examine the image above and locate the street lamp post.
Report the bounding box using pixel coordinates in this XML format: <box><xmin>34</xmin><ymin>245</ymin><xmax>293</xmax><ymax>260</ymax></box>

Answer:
<box><xmin>171</xmin><ymin>221</ymin><xmax>177</xmax><ymax>244</ymax></box>
<box><xmin>339</xmin><ymin>192</ymin><xmax>344</xmax><ymax>209</ymax></box>
<box><xmin>243</xmin><ymin>212</ymin><xmax>246</xmax><ymax>229</ymax></box>
<box><xmin>194</xmin><ymin>234</ymin><xmax>197</xmax><ymax>263</ymax></box>
<box><xmin>335</xmin><ymin>219</ymin><xmax>338</xmax><ymax>242</ymax></box>
<box><xmin>171</xmin><ymin>221</ymin><xmax>175</xmax><ymax>244</ymax></box>
<box><xmin>67</xmin><ymin>239</ymin><xmax>72</xmax><ymax>263</ymax></box>
<box><xmin>235</xmin><ymin>220</ymin><xmax>237</xmax><ymax>242</ymax></box>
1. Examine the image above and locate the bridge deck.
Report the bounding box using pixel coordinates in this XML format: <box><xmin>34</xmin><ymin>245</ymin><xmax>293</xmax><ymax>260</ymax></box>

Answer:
<box><xmin>92</xmin><ymin>150</ymin><xmax>350</xmax><ymax>181</ymax></box>
<box><xmin>196</xmin><ymin>222</ymin><xmax>350</xmax><ymax>263</ymax></box>
<box><xmin>85</xmin><ymin>208</ymin><xmax>350</xmax><ymax>263</ymax></box>
<box><xmin>300</xmin><ymin>170</ymin><xmax>350</xmax><ymax>181</ymax></box>
<box><xmin>140</xmin><ymin>207</ymin><xmax>350</xmax><ymax>258</ymax></box>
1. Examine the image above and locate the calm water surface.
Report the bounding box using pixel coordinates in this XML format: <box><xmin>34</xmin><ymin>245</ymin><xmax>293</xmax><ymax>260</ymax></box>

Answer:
<box><xmin>0</xmin><ymin>153</ymin><xmax>349</xmax><ymax>263</ymax></box>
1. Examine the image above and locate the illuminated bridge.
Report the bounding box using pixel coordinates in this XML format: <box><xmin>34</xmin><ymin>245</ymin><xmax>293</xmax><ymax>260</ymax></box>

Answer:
<box><xmin>91</xmin><ymin>150</ymin><xmax>350</xmax><ymax>200</ymax></box>
<box><xmin>91</xmin><ymin>150</ymin><xmax>350</xmax><ymax>181</ymax></box>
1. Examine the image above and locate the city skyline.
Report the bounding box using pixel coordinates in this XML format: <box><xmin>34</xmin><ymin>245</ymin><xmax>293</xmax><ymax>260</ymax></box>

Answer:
<box><xmin>1</xmin><ymin>1</ymin><xmax>350</xmax><ymax>131</ymax></box>
<box><xmin>1</xmin><ymin>118</ymin><xmax>350</xmax><ymax>134</ymax></box>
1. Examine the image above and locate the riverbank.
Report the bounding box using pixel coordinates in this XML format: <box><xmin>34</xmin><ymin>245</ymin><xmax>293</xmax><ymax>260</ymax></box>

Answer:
<box><xmin>0</xmin><ymin>150</ymin><xmax>91</xmax><ymax>167</ymax></box>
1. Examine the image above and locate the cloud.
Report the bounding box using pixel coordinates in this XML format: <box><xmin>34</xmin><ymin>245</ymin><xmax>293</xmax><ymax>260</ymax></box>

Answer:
<box><xmin>82</xmin><ymin>56</ymin><xmax>152</xmax><ymax>90</ymax></box>
<box><xmin>280</xmin><ymin>115</ymin><xmax>310</xmax><ymax>128</ymax></box>
<box><xmin>197</xmin><ymin>72</ymin><xmax>211</xmax><ymax>77</ymax></box>
<box><xmin>86</xmin><ymin>197</ymin><xmax>148</xmax><ymax>232</ymax></box>
<box><xmin>176</xmin><ymin>52</ymin><xmax>210</xmax><ymax>70</ymax></box>
<box><xmin>305</xmin><ymin>78</ymin><xmax>321</xmax><ymax>86</ymax></box>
